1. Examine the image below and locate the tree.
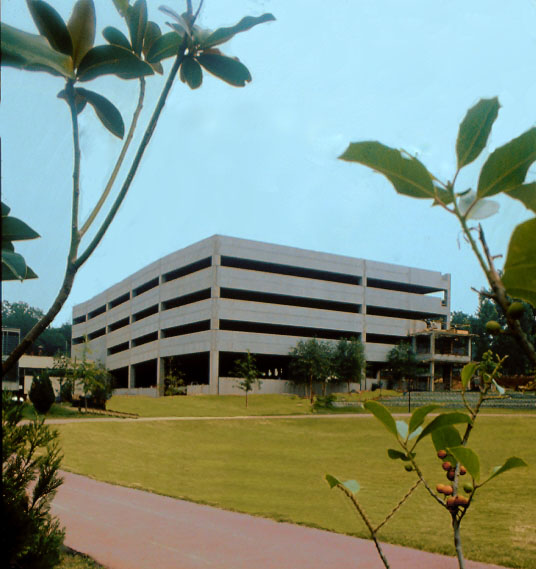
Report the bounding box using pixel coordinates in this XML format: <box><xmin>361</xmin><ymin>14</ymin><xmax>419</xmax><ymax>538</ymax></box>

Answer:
<box><xmin>29</xmin><ymin>371</ymin><xmax>56</xmax><ymax>415</ymax></box>
<box><xmin>289</xmin><ymin>339</ymin><xmax>332</xmax><ymax>402</ymax></box>
<box><xmin>1</xmin><ymin>0</ymin><xmax>275</xmax><ymax>374</ymax></box>
<box><xmin>232</xmin><ymin>350</ymin><xmax>261</xmax><ymax>407</ymax></box>
<box><xmin>386</xmin><ymin>343</ymin><xmax>418</xmax><ymax>389</ymax></box>
<box><xmin>332</xmin><ymin>338</ymin><xmax>366</xmax><ymax>392</ymax></box>
<box><xmin>340</xmin><ymin>97</ymin><xmax>536</xmax><ymax>369</ymax></box>
<box><xmin>1</xmin><ymin>301</ymin><xmax>71</xmax><ymax>356</ymax></box>
<box><xmin>2</xmin><ymin>393</ymin><xmax>64</xmax><ymax>569</ymax></box>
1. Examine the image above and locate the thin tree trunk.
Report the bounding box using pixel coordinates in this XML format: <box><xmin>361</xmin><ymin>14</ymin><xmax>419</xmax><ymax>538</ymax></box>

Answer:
<box><xmin>453</xmin><ymin>517</ymin><xmax>466</xmax><ymax>569</ymax></box>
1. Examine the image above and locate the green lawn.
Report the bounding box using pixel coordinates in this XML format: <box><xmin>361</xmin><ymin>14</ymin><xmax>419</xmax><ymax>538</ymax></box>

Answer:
<box><xmin>22</xmin><ymin>402</ymin><xmax>103</xmax><ymax>421</ymax></box>
<box><xmin>56</xmin><ymin>415</ymin><xmax>535</xmax><ymax>568</ymax></box>
<box><xmin>106</xmin><ymin>392</ymin><xmax>401</xmax><ymax>417</ymax></box>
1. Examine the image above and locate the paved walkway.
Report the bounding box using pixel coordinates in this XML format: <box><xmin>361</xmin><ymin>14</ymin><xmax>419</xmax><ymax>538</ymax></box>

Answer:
<box><xmin>53</xmin><ymin>471</ymin><xmax>510</xmax><ymax>569</ymax></box>
<box><xmin>41</xmin><ymin>412</ymin><xmax>536</xmax><ymax>425</ymax></box>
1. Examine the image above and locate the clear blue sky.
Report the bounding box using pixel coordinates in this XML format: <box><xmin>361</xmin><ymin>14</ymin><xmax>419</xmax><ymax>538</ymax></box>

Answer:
<box><xmin>2</xmin><ymin>0</ymin><xmax>535</xmax><ymax>325</ymax></box>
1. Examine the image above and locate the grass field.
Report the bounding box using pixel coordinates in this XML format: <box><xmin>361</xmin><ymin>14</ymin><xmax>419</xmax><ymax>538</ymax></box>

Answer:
<box><xmin>56</xmin><ymin>414</ymin><xmax>536</xmax><ymax>568</ymax></box>
<box><xmin>22</xmin><ymin>402</ymin><xmax>103</xmax><ymax>420</ymax></box>
<box><xmin>106</xmin><ymin>391</ymin><xmax>401</xmax><ymax>417</ymax></box>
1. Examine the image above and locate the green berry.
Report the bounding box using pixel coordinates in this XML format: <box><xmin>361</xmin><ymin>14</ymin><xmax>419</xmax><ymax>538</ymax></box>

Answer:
<box><xmin>485</xmin><ymin>321</ymin><xmax>502</xmax><ymax>335</ymax></box>
<box><xmin>404</xmin><ymin>464</ymin><xmax>413</xmax><ymax>472</ymax></box>
<box><xmin>507</xmin><ymin>302</ymin><xmax>525</xmax><ymax>320</ymax></box>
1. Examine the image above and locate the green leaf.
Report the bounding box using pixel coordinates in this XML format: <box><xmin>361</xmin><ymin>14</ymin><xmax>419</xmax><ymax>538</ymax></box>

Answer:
<box><xmin>204</xmin><ymin>14</ymin><xmax>276</xmax><ymax>48</ymax></box>
<box><xmin>57</xmin><ymin>88</ymin><xmax>87</xmax><ymax>114</ymax></box>
<box><xmin>1</xmin><ymin>202</ymin><xmax>11</xmax><ymax>216</ymax></box>
<box><xmin>325</xmin><ymin>474</ymin><xmax>340</xmax><ymax>488</ymax></box>
<box><xmin>502</xmin><ymin>218</ymin><xmax>536</xmax><ymax>307</ymax></box>
<box><xmin>67</xmin><ymin>0</ymin><xmax>96</xmax><ymax>69</ymax></box>
<box><xmin>487</xmin><ymin>457</ymin><xmax>527</xmax><ymax>483</ymax></box>
<box><xmin>407</xmin><ymin>426</ymin><xmax>423</xmax><ymax>441</ymax></box>
<box><xmin>416</xmin><ymin>412</ymin><xmax>471</xmax><ymax>443</ymax></box>
<box><xmin>180</xmin><ymin>56</ymin><xmax>202</xmax><ymax>89</ymax></box>
<box><xmin>342</xmin><ymin>480</ymin><xmax>360</xmax><ymax>495</ymax></box>
<box><xmin>492</xmin><ymin>379</ymin><xmax>505</xmax><ymax>395</ymax></box>
<box><xmin>505</xmin><ymin>183</ymin><xmax>536</xmax><ymax>213</ymax></box>
<box><xmin>145</xmin><ymin>31</ymin><xmax>183</xmax><ymax>63</ymax></box>
<box><xmin>75</xmin><ymin>88</ymin><xmax>124</xmax><ymax>139</ymax></box>
<box><xmin>143</xmin><ymin>21</ymin><xmax>161</xmax><ymax>56</ymax></box>
<box><xmin>387</xmin><ymin>449</ymin><xmax>409</xmax><ymax>461</ymax></box>
<box><xmin>396</xmin><ymin>420</ymin><xmax>409</xmax><ymax>440</ymax></box>
<box><xmin>77</xmin><ymin>45</ymin><xmax>154</xmax><ymax>81</ymax></box>
<box><xmin>2</xmin><ymin>216</ymin><xmax>40</xmax><ymax>241</ymax></box>
<box><xmin>448</xmin><ymin>446</ymin><xmax>480</xmax><ymax>482</ymax></box>
<box><xmin>461</xmin><ymin>362</ymin><xmax>478</xmax><ymax>390</ymax></box>
<box><xmin>27</xmin><ymin>0</ymin><xmax>73</xmax><ymax>56</ymax></box>
<box><xmin>1</xmin><ymin>250</ymin><xmax>37</xmax><ymax>281</ymax></box>
<box><xmin>112</xmin><ymin>0</ymin><xmax>130</xmax><ymax>19</ymax></box>
<box><xmin>1</xmin><ymin>22</ymin><xmax>73</xmax><ymax>78</ymax></box>
<box><xmin>127</xmin><ymin>0</ymin><xmax>147</xmax><ymax>55</ymax></box>
<box><xmin>197</xmin><ymin>53</ymin><xmax>252</xmax><ymax>87</ymax></box>
<box><xmin>456</xmin><ymin>98</ymin><xmax>500</xmax><ymax>169</ymax></box>
<box><xmin>431</xmin><ymin>425</ymin><xmax>462</xmax><ymax>453</ymax></box>
<box><xmin>339</xmin><ymin>142</ymin><xmax>436</xmax><ymax>199</ymax></box>
<box><xmin>102</xmin><ymin>26</ymin><xmax>131</xmax><ymax>50</ymax></box>
<box><xmin>409</xmin><ymin>404</ymin><xmax>440</xmax><ymax>434</ymax></box>
<box><xmin>364</xmin><ymin>401</ymin><xmax>397</xmax><ymax>437</ymax></box>
<box><xmin>477</xmin><ymin>128</ymin><xmax>536</xmax><ymax>198</ymax></box>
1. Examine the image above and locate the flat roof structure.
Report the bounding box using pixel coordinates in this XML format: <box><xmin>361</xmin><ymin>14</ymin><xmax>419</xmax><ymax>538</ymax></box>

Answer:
<box><xmin>71</xmin><ymin>235</ymin><xmax>451</xmax><ymax>395</ymax></box>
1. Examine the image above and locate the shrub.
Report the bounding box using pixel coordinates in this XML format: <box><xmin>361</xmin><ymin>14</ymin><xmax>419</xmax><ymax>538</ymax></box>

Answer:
<box><xmin>2</xmin><ymin>393</ymin><xmax>64</xmax><ymax>569</ymax></box>
<box><xmin>29</xmin><ymin>371</ymin><xmax>55</xmax><ymax>415</ymax></box>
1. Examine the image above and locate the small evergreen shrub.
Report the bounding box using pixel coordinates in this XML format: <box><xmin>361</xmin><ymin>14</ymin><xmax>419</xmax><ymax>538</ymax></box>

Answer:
<box><xmin>29</xmin><ymin>371</ymin><xmax>55</xmax><ymax>415</ymax></box>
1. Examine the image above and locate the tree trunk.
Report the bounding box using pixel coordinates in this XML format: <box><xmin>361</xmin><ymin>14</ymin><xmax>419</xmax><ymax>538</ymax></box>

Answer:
<box><xmin>309</xmin><ymin>374</ymin><xmax>314</xmax><ymax>403</ymax></box>
<box><xmin>453</xmin><ymin>516</ymin><xmax>466</xmax><ymax>569</ymax></box>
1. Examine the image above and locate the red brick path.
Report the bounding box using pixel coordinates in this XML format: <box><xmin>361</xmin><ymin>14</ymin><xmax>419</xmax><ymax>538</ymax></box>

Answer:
<box><xmin>52</xmin><ymin>471</ymin><xmax>510</xmax><ymax>569</ymax></box>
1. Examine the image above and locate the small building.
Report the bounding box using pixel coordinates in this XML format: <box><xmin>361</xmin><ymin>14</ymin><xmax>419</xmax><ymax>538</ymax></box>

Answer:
<box><xmin>410</xmin><ymin>325</ymin><xmax>473</xmax><ymax>391</ymax></box>
<box><xmin>72</xmin><ymin>235</ymin><xmax>453</xmax><ymax>395</ymax></box>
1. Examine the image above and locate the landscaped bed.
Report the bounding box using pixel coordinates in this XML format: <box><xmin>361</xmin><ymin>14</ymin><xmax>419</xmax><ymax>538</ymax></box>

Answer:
<box><xmin>56</xmin><ymin>414</ymin><xmax>536</xmax><ymax>569</ymax></box>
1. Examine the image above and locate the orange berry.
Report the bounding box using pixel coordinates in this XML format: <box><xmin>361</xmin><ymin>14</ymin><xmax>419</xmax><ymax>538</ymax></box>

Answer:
<box><xmin>442</xmin><ymin>462</ymin><xmax>452</xmax><ymax>471</ymax></box>
<box><xmin>437</xmin><ymin>450</ymin><xmax>447</xmax><ymax>459</ymax></box>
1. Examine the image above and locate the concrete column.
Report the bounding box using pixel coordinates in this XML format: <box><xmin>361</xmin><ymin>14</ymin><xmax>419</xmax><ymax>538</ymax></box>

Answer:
<box><xmin>128</xmin><ymin>364</ymin><xmax>134</xmax><ymax>388</ymax></box>
<box><xmin>210</xmin><ymin>242</ymin><xmax>221</xmax><ymax>394</ymax></box>
<box><xmin>157</xmin><ymin>357</ymin><xmax>165</xmax><ymax>396</ymax></box>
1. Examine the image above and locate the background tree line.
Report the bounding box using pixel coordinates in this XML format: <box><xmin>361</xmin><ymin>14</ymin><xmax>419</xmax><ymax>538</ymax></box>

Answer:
<box><xmin>2</xmin><ymin>301</ymin><xmax>71</xmax><ymax>357</ymax></box>
<box><xmin>452</xmin><ymin>297</ymin><xmax>535</xmax><ymax>376</ymax></box>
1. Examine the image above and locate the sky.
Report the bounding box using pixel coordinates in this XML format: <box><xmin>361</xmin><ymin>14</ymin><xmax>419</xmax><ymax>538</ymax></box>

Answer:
<box><xmin>1</xmin><ymin>0</ymin><xmax>535</xmax><ymax>326</ymax></box>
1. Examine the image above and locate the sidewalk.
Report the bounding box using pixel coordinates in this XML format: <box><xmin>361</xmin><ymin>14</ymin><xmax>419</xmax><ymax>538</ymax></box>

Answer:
<box><xmin>52</xmin><ymin>471</ymin><xmax>510</xmax><ymax>569</ymax></box>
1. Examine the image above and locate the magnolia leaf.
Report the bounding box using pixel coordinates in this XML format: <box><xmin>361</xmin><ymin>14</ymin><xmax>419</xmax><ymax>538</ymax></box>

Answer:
<box><xmin>461</xmin><ymin>362</ymin><xmax>478</xmax><ymax>390</ymax></box>
<box><xmin>416</xmin><ymin>412</ymin><xmax>471</xmax><ymax>443</ymax></box>
<box><xmin>67</xmin><ymin>0</ymin><xmax>96</xmax><ymax>69</ymax></box>
<box><xmin>127</xmin><ymin>0</ymin><xmax>147</xmax><ymax>55</ymax></box>
<box><xmin>180</xmin><ymin>56</ymin><xmax>202</xmax><ymax>89</ymax></box>
<box><xmin>143</xmin><ymin>21</ymin><xmax>162</xmax><ymax>56</ymax></box>
<box><xmin>340</xmin><ymin>142</ymin><xmax>436</xmax><ymax>199</ymax></box>
<box><xmin>387</xmin><ymin>449</ymin><xmax>409</xmax><ymax>461</ymax></box>
<box><xmin>159</xmin><ymin>6</ymin><xmax>192</xmax><ymax>37</ymax></box>
<box><xmin>433</xmin><ymin>187</ymin><xmax>454</xmax><ymax>206</ymax></box>
<box><xmin>458</xmin><ymin>191</ymin><xmax>500</xmax><ymax>220</ymax></box>
<box><xmin>146</xmin><ymin>31</ymin><xmax>182</xmax><ymax>63</ymax></box>
<box><xmin>477</xmin><ymin>128</ymin><xmax>536</xmax><ymax>198</ymax></box>
<box><xmin>77</xmin><ymin>45</ymin><xmax>153</xmax><ymax>81</ymax></box>
<box><xmin>396</xmin><ymin>420</ymin><xmax>409</xmax><ymax>440</ymax></box>
<box><xmin>197</xmin><ymin>53</ymin><xmax>251</xmax><ymax>87</ymax></box>
<box><xmin>448</xmin><ymin>446</ymin><xmax>480</xmax><ymax>482</ymax></box>
<box><xmin>102</xmin><ymin>26</ymin><xmax>131</xmax><ymax>50</ymax></box>
<box><xmin>342</xmin><ymin>480</ymin><xmax>360</xmax><ymax>495</ymax></box>
<box><xmin>112</xmin><ymin>0</ymin><xmax>130</xmax><ymax>18</ymax></box>
<box><xmin>2</xmin><ymin>202</ymin><xmax>11</xmax><ymax>216</ymax></box>
<box><xmin>502</xmin><ymin>218</ymin><xmax>536</xmax><ymax>307</ymax></box>
<box><xmin>506</xmin><ymin>183</ymin><xmax>536</xmax><ymax>213</ymax></box>
<box><xmin>325</xmin><ymin>474</ymin><xmax>340</xmax><ymax>488</ymax></box>
<box><xmin>203</xmin><ymin>13</ymin><xmax>276</xmax><ymax>48</ymax></box>
<box><xmin>364</xmin><ymin>401</ymin><xmax>397</xmax><ymax>437</ymax></box>
<box><xmin>487</xmin><ymin>457</ymin><xmax>527</xmax><ymax>483</ymax></box>
<box><xmin>75</xmin><ymin>88</ymin><xmax>124</xmax><ymax>139</ymax></box>
<box><xmin>492</xmin><ymin>379</ymin><xmax>505</xmax><ymax>395</ymax></box>
<box><xmin>1</xmin><ymin>250</ymin><xmax>38</xmax><ymax>281</ymax></box>
<box><xmin>27</xmin><ymin>0</ymin><xmax>73</xmax><ymax>56</ymax></box>
<box><xmin>58</xmin><ymin>88</ymin><xmax>87</xmax><ymax>114</ymax></box>
<box><xmin>431</xmin><ymin>425</ymin><xmax>463</xmax><ymax>452</ymax></box>
<box><xmin>456</xmin><ymin>98</ymin><xmax>500</xmax><ymax>169</ymax></box>
<box><xmin>409</xmin><ymin>404</ymin><xmax>440</xmax><ymax>434</ymax></box>
<box><xmin>2</xmin><ymin>216</ymin><xmax>40</xmax><ymax>241</ymax></box>
<box><xmin>407</xmin><ymin>426</ymin><xmax>423</xmax><ymax>441</ymax></box>
<box><xmin>1</xmin><ymin>22</ymin><xmax>73</xmax><ymax>78</ymax></box>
